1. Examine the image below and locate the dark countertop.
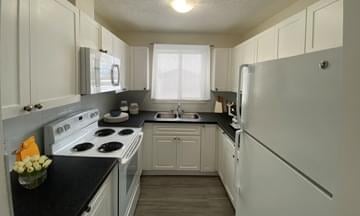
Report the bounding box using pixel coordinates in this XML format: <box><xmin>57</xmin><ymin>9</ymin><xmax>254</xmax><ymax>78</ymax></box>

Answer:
<box><xmin>11</xmin><ymin>156</ymin><xmax>118</xmax><ymax>216</ymax></box>
<box><xmin>99</xmin><ymin>111</ymin><xmax>237</xmax><ymax>141</ymax></box>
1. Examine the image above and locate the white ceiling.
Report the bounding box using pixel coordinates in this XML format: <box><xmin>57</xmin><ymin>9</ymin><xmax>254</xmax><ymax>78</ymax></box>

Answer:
<box><xmin>95</xmin><ymin>0</ymin><xmax>298</xmax><ymax>34</ymax></box>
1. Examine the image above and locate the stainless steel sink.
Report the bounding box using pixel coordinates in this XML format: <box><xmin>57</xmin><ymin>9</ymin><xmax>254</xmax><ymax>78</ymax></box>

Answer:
<box><xmin>154</xmin><ymin>112</ymin><xmax>178</xmax><ymax>120</ymax></box>
<box><xmin>179</xmin><ymin>112</ymin><xmax>200</xmax><ymax>120</ymax></box>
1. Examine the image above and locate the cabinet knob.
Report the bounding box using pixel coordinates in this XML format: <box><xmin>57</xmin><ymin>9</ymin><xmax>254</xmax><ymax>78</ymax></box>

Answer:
<box><xmin>215</xmin><ymin>88</ymin><xmax>218</xmax><ymax>91</ymax></box>
<box><xmin>99</xmin><ymin>49</ymin><xmax>108</xmax><ymax>53</ymax></box>
<box><xmin>232</xmin><ymin>155</ymin><xmax>235</xmax><ymax>158</ymax></box>
<box><xmin>34</xmin><ymin>104</ymin><xmax>43</xmax><ymax>110</ymax></box>
<box><xmin>143</xmin><ymin>87</ymin><xmax>146</xmax><ymax>90</ymax></box>
<box><xmin>23</xmin><ymin>105</ymin><xmax>33</xmax><ymax>112</ymax></box>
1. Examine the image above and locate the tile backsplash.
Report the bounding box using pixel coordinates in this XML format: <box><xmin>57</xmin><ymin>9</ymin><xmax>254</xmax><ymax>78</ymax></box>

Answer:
<box><xmin>2</xmin><ymin>90</ymin><xmax>236</xmax><ymax>165</ymax></box>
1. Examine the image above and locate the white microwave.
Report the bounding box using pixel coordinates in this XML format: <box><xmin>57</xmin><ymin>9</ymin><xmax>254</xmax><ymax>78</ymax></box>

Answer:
<box><xmin>80</xmin><ymin>47</ymin><xmax>123</xmax><ymax>95</ymax></box>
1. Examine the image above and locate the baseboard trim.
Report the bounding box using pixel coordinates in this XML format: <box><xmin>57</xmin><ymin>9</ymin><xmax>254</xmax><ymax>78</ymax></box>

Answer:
<box><xmin>142</xmin><ymin>170</ymin><xmax>218</xmax><ymax>176</ymax></box>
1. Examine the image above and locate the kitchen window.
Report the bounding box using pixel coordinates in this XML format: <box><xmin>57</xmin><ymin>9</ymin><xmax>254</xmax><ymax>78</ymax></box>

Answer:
<box><xmin>151</xmin><ymin>44</ymin><xmax>211</xmax><ymax>101</ymax></box>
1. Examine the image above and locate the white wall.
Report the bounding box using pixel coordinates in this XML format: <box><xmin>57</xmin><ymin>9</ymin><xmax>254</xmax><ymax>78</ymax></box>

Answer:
<box><xmin>338</xmin><ymin>0</ymin><xmax>360</xmax><ymax>215</ymax></box>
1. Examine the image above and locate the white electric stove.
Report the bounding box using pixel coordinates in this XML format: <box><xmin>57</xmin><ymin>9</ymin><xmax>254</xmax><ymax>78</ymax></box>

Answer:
<box><xmin>44</xmin><ymin>109</ymin><xmax>143</xmax><ymax>216</ymax></box>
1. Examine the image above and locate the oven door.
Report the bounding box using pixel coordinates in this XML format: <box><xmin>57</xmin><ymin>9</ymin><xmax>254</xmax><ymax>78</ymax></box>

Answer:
<box><xmin>119</xmin><ymin>132</ymin><xmax>143</xmax><ymax>216</ymax></box>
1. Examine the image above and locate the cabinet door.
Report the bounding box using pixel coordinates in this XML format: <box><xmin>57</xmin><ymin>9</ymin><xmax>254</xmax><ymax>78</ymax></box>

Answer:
<box><xmin>83</xmin><ymin>167</ymin><xmax>118</xmax><ymax>216</ymax></box>
<box><xmin>256</xmin><ymin>27</ymin><xmax>277</xmax><ymax>63</ymax></box>
<box><xmin>217</xmin><ymin>128</ymin><xmax>225</xmax><ymax>180</ymax></box>
<box><xmin>79</xmin><ymin>11</ymin><xmax>100</xmax><ymax>49</ymax></box>
<box><xmin>211</xmin><ymin>48</ymin><xmax>231</xmax><ymax>92</ymax></box>
<box><xmin>177</xmin><ymin>136</ymin><xmax>201</xmax><ymax>171</ymax></box>
<box><xmin>223</xmin><ymin>133</ymin><xmax>236</xmax><ymax>205</ymax></box>
<box><xmin>100</xmin><ymin>27</ymin><xmax>113</xmax><ymax>54</ymax></box>
<box><xmin>276</xmin><ymin>10</ymin><xmax>306</xmax><ymax>58</ymax></box>
<box><xmin>236</xmin><ymin>134</ymin><xmax>334</xmax><ymax>216</ymax></box>
<box><xmin>306</xmin><ymin>0</ymin><xmax>343</xmax><ymax>52</ymax></box>
<box><xmin>230</xmin><ymin>45</ymin><xmax>242</xmax><ymax>93</ymax></box>
<box><xmin>112</xmin><ymin>37</ymin><xmax>129</xmax><ymax>91</ymax></box>
<box><xmin>240</xmin><ymin>38</ymin><xmax>257</xmax><ymax>64</ymax></box>
<box><xmin>201</xmin><ymin>125</ymin><xmax>217</xmax><ymax>172</ymax></box>
<box><xmin>152</xmin><ymin>136</ymin><xmax>177</xmax><ymax>170</ymax></box>
<box><xmin>130</xmin><ymin>47</ymin><xmax>149</xmax><ymax>90</ymax></box>
<box><xmin>30</xmin><ymin>0</ymin><xmax>80</xmax><ymax>111</ymax></box>
<box><xmin>0</xmin><ymin>0</ymin><xmax>31</xmax><ymax>119</ymax></box>
<box><xmin>142</xmin><ymin>124</ymin><xmax>153</xmax><ymax>171</ymax></box>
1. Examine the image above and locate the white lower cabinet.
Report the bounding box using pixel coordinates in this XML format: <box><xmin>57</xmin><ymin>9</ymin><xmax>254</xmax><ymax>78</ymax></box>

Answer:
<box><xmin>218</xmin><ymin>127</ymin><xmax>236</xmax><ymax>207</ymax></box>
<box><xmin>152</xmin><ymin>136</ymin><xmax>177</xmax><ymax>170</ymax></box>
<box><xmin>152</xmin><ymin>135</ymin><xmax>201</xmax><ymax>171</ymax></box>
<box><xmin>177</xmin><ymin>136</ymin><xmax>201</xmax><ymax>171</ymax></box>
<box><xmin>82</xmin><ymin>167</ymin><xmax>118</xmax><ymax>216</ymax></box>
<box><xmin>143</xmin><ymin>124</ymin><xmax>214</xmax><ymax>172</ymax></box>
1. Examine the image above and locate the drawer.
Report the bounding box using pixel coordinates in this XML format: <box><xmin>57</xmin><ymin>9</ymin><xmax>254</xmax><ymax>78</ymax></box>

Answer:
<box><xmin>153</xmin><ymin>124</ymin><xmax>201</xmax><ymax>136</ymax></box>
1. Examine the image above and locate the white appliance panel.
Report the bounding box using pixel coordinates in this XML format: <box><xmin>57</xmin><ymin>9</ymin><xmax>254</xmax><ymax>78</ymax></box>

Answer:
<box><xmin>242</xmin><ymin>48</ymin><xmax>342</xmax><ymax>194</ymax></box>
<box><xmin>236</xmin><ymin>134</ymin><xmax>334</xmax><ymax>216</ymax></box>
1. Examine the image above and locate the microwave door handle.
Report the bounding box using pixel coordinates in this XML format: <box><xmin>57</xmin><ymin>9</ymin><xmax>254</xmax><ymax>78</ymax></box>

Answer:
<box><xmin>121</xmin><ymin>132</ymin><xmax>143</xmax><ymax>165</ymax></box>
<box><xmin>111</xmin><ymin>65</ymin><xmax>120</xmax><ymax>86</ymax></box>
<box><xmin>115</xmin><ymin>65</ymin><xmax>120</xmax><ymax>86</ymax></box>
<box><xmin>111</xmin><ymin>65</ymin><xmax>115</xmax><ymax>86</ymax></box>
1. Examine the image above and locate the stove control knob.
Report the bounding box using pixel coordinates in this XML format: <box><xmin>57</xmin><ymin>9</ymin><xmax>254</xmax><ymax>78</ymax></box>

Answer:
<box><xmin>56</xmin><ymin>127</ymin><xmax>64</xmax><ymax>134</ymax></box>
<box><xmin>64</xmin><ymin>124</ymin><xmax>71</xmax><ymax>131</ymax></box>
<box><xmin>90</xmin><ymin>112</ymin><xmax>98</xmax><ymax>118</ymax></box>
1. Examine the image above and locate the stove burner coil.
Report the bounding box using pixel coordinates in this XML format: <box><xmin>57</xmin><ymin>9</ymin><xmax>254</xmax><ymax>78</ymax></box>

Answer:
<box><xmin>118</xmin><ymin>129</ymin><xmax>134</xmax><ymax>136</ymax></box>
<box><xmin>97</xmin><ymin>142</ymin><xmax>123</xmax><ymax>153</ymax></box>
<box><xmin>95</xmin><ymin>129</ymin><xmax>115</xmax><ymax>137</ymax></box>
<box><xmin>72</xmin><ymin>143</ymin><xmax>94</xmax><ymax>152</ymax></box>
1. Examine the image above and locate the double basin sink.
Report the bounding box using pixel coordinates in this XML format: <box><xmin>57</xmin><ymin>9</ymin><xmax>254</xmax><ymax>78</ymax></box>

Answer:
<box><xmin>154</xmin><ymin>112</ymin><xmax>200</xmax><ymax>120</ymax></box>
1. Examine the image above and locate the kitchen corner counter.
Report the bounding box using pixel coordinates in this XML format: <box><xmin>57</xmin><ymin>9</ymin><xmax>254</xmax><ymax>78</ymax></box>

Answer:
<box><xmin>98</xmin><ymin>111</ymin><xmax>237</xmax><ymax>141</ymax></box>
<box><xmin>11</xmin><ymin>156</ymin><xmax>118</xmax><ymax>216</ymax></box>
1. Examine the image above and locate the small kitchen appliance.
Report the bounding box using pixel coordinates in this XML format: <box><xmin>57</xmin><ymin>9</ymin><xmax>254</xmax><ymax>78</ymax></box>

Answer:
<box><xmin>80</xmin><ymin>47</ymin><xmax>124</xmax><ymax>95</ymax></box>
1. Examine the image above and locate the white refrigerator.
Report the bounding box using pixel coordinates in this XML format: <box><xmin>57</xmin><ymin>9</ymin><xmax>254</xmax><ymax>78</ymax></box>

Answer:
<box><xmin>235</xmin><ymin>48</ymin><xmax>342</xmax><ymax>216</ymax></box>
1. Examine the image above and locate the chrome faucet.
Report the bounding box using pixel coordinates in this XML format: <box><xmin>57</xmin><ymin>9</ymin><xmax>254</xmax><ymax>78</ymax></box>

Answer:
<box><xmin>176</xmin><ymin>103</ymin><xmax>184</xmax><ymax>115</ymax></box>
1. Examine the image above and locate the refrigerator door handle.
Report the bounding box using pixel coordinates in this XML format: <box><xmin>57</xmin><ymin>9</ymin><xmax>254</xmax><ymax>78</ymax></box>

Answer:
<box><xmin>235</xmin><ymin>129</ymin><xmax>243</xmax><ymax>149</ymax></box>
<box><xmin>236</xmin><ymin>64</ymin><xmax>250</xmax><ymax>123</ymax></box>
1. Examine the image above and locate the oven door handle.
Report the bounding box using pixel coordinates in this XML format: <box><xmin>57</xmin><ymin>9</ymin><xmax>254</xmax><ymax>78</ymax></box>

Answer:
<box><xmin>121</xmin><ymin>132</ymin><xmax>143</xmax><ymax>165</ymax></box>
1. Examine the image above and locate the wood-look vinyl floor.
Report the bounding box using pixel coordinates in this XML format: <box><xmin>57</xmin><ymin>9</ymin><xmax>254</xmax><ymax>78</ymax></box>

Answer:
<box><xmin>134</xmin><ymin>176</ymin><xmax>235</xmax><ymax>216</ymax></box>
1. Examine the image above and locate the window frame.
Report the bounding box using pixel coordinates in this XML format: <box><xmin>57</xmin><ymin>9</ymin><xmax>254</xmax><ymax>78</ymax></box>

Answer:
<box><xmin>151</xmin><ymin>44</ymin><xmax>211</xmax><ymax>102</ymax></box>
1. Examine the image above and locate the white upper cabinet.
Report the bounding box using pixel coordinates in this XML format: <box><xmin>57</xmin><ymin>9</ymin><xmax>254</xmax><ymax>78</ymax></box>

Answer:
<box><xmin>100</xmin><ymin>27</ymin><xmax>113</xmax><ymax>54</ymax></box>
<box><xmin>112</xmin><ymin>37</ymin><xmax>130</xmax><ymax>91</ymax></box>
<box><xmin>239</xmin><ymin>38</ymin><xmax>257</xmax><ymax>65</ymax></box>
<box><xmin>30</xmin><ymin>0</ymin><xmax>80</xmax><ymax>110</ymax></box>
<box><xmin>0</xmin><ymin>0</ymin><xmax>31</xmax><ymax>119</ymax></box>
<box><xmin>130</xmin><ymin>46</ymin><xmax>150</xmax><ymax>91</ymax></box>
<box><xmin>256</xmin><ymin>27</ymin><xmax>277</xmax><ymax>63</ymax></box>
<box><xmin>306</xmin><ymin>0</ymin><xmax>343</xmax><ymax>52</ymax></box>
<box><xmin>79</xmin><ymin>11</ymin><xmax>100</xmax><ymax>50</ymax></box>
<box><xmin>1</xmin><ymin>0</ymin><xmax>80</xmax><ymax>119</ymax></box>
<box><xmin>230</xmin><ymin>45</ymin><xmax>242</xmax><ymax>93</ymax></box>
<box><xmin>211</xmin><ymin>48</ymin><xmax>232</xmax><ymax>92</ymax></box>
<box><xmin>276</xmin><ymin>10</ymin><xmax>307</xmax><ymax>59</ymax></box>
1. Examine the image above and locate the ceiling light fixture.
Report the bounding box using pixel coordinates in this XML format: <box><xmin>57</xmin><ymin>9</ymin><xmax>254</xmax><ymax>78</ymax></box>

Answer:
<box><xmin>171</xmin><ymin>0</ymin><xmax>194</xmax><ymax>13</ymax></box>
